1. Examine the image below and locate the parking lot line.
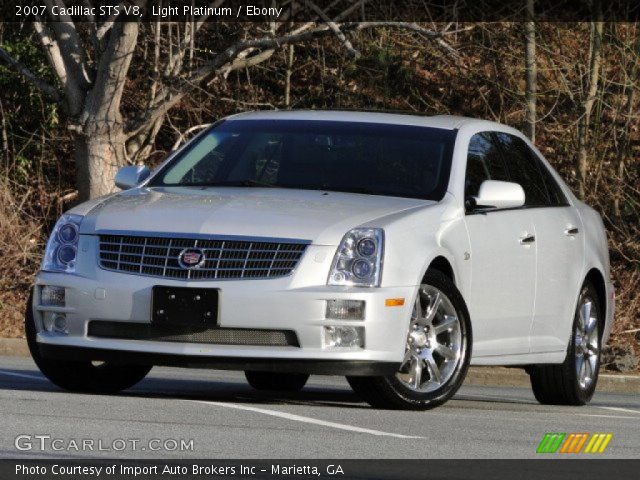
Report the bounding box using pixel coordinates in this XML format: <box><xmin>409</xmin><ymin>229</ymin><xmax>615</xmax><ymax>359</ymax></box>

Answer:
<box><xmin>0</xmin><ymin>369</ymin><xmax>44</xmax><ymax>380</ymax></box>
<box><xmin>195</xmin><ymin>400</ymin><xmax>423</xmax><ymax>439</ymax></box>
<box><xmin>598</xmin><ymin>406</ymin><xmax>640</xmax><ymax>416</ymax></box>
<box><xmin>577</xmin><ymin>414</ymin><xmax>638</xmax><ymax>420</ymax></box>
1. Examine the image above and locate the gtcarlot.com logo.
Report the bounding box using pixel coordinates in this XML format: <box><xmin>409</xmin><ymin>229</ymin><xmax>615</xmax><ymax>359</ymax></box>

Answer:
<box><xmin>537</xmin><ymin>433</ymin><xmax>613</xmax><ymax>454</ymax></box>
<box><xmin>15</xmin><ymin>435</ymin><xmax>194</xmax><ymax>452</ymax></box>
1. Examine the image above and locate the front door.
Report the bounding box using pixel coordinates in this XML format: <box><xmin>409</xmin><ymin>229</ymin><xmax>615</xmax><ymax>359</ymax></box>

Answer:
<box><xmin>463</xmin><ymin>132</ymin><xmax>536</xmax><ymax>357</ymax></box>
<box><xmin>465</xmin><ymin>211</ymin><xmax>537</xmax><ymax>356</ymax></box>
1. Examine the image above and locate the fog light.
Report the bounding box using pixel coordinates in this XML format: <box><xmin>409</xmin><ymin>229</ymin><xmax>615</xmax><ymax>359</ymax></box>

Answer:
<box><xmin>41</xmin><ymin>286</ymin><xmax>65</xmax><ymax>307</ymax></box>
<box><xmin>325</xmin><ymin>300</ymin><xmax>365</xmax><ymax>320</ymax></box>
<box><xmin>42</xmin><ymin>312</ymin><xmax>54</xmax><ymax>332</ymax></box>
<box><xmin>42</xmin><ymin>312</ymin><xmax>67</xmax><ymax>334</ymax></box>
<box><xmin>53</xmin><ymin>314</ymin><xmax>67</xmax><ymax>333</ymax></box>
<box><xmin>323</xmin><ymin>326</ymin><xmax>364</xmax><ymax>348</ymax></box>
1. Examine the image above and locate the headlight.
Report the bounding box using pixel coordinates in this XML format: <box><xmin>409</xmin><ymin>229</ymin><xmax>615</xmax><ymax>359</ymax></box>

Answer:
<box><xmin>328</xmin><ymin>228</ymin><xmax>384</xmax><ymax>287</ymax></box>
<box><xmin>41</xmin><ymin>214</ymin><xmax>83</xmax><ymax>273</ymax></box>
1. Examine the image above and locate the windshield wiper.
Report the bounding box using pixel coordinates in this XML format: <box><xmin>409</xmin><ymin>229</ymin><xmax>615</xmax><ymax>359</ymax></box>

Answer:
<box><xmin>174</xmin><ymin>181</ymin><xmax>415</xmax><ymax>198</ymax></box>
<box><xmin>309</xmin><ymin>186</ymin><xmax>381</xmax><ymax>196</ymax></box>
<box><xmin>196</xmin><ymin>179</ymin><xmax>279</xmax><ymax>188</ymax></box>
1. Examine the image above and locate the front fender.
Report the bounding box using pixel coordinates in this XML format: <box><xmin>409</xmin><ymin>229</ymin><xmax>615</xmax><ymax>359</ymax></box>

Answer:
<box><xmin>373</xmin><ymin>203</ymin><xmax>470</xmax><ymax>296</ymax></box>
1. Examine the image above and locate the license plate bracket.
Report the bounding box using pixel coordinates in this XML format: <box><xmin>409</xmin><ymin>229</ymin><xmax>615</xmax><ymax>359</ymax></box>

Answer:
<box><xmin>152</xmin><ymin>286</ymin><xmax>218</xmax><ymax>326</ymax></box>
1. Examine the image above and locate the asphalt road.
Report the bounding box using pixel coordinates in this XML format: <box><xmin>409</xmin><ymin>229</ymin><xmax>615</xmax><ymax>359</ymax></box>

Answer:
<box><xmin>0</xmin><ymin>356</ymin><xmax>638</xmax><ymax>459</ymax></box>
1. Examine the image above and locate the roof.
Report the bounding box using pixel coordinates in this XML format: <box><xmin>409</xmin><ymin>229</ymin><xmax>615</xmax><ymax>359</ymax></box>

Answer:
<box><xmin>226</xmin><ymin>109</ymin><xmax>481</xmax><ymax>130</ymax></box>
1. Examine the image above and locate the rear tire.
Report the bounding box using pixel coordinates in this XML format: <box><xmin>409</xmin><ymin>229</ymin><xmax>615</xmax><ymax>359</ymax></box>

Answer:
<box><xmin>245</xmin><ymin>371</ymin><xmax>309</xmax><ymax>392</ymax></box>
<box><xmin>347</xmin><ymin>270</ymin><xmax>472</xmax><ymax>410</ymax></box>
<box><xmin>25</xmin><ymin>290</ymin><xmax>152</xmax><ymax>394</ymax></box>
<box><xmin>528</xmin><ymin>281</ymin><xmax>601</xmax><ymax>405</ymax></box>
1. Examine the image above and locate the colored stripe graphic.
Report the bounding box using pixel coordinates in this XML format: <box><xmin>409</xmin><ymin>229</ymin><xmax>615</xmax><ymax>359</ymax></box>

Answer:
<box><xmin>585</xmin><ymin>433</ymin><xmax>613</xmax><ymax>454</ymax></box>
<box><xmin>560</xmin><ymin>433</ymin><xmax>589</xmax><ymax>453</ymax></box>
<box><xmin>573</xmin><ymin>433</ymin><xmax>589</xmax><ymax>453</ymax></box>
<box><xmin>537</xmin><ymin>433</ymin><xmax>566</xmax><ymax>453</ymax></box>
<box><xmin>538</xmin><ymin>433</ymin><xmax>613</xmax><ymax>454</ymax></box>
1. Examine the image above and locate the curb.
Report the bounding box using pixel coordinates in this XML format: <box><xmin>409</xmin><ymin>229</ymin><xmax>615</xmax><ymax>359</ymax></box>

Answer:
<box><xmin>0</xmin><ymin>338</ymin><xmax>29</xmax><ymax>357</ymax></box>
<box><xmin>464</xmin><ymin>367</ymin><xmax>640</xmax><ymax>394</ymax></box>
<box><xmin>0</xmin><ymin>338</ymin><xmax>637</xmax><ymax>394</ymax></box>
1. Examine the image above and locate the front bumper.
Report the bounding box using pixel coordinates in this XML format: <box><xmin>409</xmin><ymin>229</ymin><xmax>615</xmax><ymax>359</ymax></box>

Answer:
<box><xmin>33</xmin><ymin>268</ymin><xmax>416</xmax><ymax>374</ymax></box>
<box><xmin>37</xmin><ymin>344</ymin><xmax>400</xmax><ymax>376</ymax></box>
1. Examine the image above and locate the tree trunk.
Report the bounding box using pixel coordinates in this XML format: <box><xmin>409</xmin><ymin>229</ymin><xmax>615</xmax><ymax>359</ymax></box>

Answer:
<box><xmin>577</xmin><ymin>6</ymin><xmax>604</xmax><ymax>199</ymax></box>
<box><xmin>284</xmin><ymin>44</ymin><xmax>295</xmax><ymax>108</ymax></box>
<box><xmin>614</xmin><ymin>33</ymin><xmax>639</xmax><ymax>217</ymax></box>
<box><xmin>75</xmin><ymin>21</ymin><xmax>139</xmax><ymax>201</ymax></box>
<box><xmin>524</xmin><ymin>0</ymin><xmax>536</xmax><ymax>142</ymax></box>
<box><xmin>74</xmin><ymin>124</ymin><xmax>126</xmax><ymax>201</ymax></box>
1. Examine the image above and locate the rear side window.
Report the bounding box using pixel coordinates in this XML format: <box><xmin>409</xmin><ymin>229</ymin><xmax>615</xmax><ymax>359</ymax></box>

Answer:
<box><xmin>464</xmin><ymin>132</ymin><xmax>510</xmax><ymax>197</ymax></box>
<box><xmin>529</xmin><ymin>152</ymin><xmax>569</xmax><ymax>206</ymax></box>
<box><xmin>494</xmin><ymin>133</ymin><xmax>552</xmax><ymax>207</ymax></box>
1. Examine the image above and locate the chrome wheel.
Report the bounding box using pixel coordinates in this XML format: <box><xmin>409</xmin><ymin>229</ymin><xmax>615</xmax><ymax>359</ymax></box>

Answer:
<box><xmin>575</xmin><ymin>296</ymin><xmax>599</xmax><ymax>390</ymax></box>
<box><xmin>396</xmin><ymin>285</ymin><xmax>463</xmax><ymax>393</ymax></box>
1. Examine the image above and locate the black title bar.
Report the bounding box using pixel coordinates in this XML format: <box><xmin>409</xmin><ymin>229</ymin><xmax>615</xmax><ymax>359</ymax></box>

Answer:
<box><xmin>1</xmin><ymin>459</ymin><xmax>640</xmax><ymax>480</ymax></box>
<box><xmin>3</xmin><ymin>0</ymin><xmax>640</xmax><ymax>23</ymax></box>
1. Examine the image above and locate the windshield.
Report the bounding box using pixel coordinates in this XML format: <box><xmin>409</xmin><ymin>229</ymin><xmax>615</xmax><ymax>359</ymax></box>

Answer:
<box><xmin>151</xmin><ymin>119</ymin><xmax>457</xmax><ymax>201</ymax></box>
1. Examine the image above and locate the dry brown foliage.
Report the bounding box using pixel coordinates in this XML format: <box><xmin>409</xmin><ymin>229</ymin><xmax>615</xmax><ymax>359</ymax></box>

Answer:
<box><xmin>0</xmin><ymin>21</ymin><xmax>637</xmax><ymax>370</ymax></box>
<box><xmin>0</xmin><ymin>178</ymin><xmax>48</xmax><ymax>337</ymax></box>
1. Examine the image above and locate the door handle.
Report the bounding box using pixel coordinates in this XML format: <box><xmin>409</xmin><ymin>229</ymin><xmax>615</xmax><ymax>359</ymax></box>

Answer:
<box><xmin>565</xmin><ymin>227</ymin><xmax>579</xmax><ymax>236</ymax></box>
<box><xmin>519</xmin><ymin>234</ymin><xmax>536</xmax><ymax>244</ymax></box>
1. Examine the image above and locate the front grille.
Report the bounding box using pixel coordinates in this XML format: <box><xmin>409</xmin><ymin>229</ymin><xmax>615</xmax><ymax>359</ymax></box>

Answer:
<box><xmin>88</xmin><ymin>321</ymin><xmax>299</xmax><ymax>347</ymax></box>
<box><xmin>98</xmin><ymin>234</ymin><xmax>309</xmax><ymax>280</ymax></box>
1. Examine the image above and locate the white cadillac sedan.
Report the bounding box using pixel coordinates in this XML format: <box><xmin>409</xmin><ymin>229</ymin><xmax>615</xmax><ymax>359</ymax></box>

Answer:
<box><xmin>27</xmin><ymin>110</ymin><xmax>614</xmax><ymax>409</ymax></box>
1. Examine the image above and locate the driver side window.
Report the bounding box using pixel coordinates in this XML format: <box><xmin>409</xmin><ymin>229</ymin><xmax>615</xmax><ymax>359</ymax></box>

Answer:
<box><xmin>465</xmin><ymin>132</ymin><xmax>509</xmax><ymax>197</ymax></box>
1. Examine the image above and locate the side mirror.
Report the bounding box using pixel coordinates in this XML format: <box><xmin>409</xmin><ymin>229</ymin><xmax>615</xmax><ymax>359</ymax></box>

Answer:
<box><xmin>114</xmin><ymin>165</ymin><xmax>151</xmax><ymax>190</ymax></box>
<box><xmin>470</xmin><ymin>180</ymin><xmax>525</xmax><ymax>210</ymax></box>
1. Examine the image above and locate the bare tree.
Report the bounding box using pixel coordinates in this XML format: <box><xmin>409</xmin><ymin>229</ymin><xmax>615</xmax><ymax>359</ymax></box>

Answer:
<box><xmin>523</xmin><ymin>0</ymin><xmax>536</xmax><ymax>142</ymax></box>
<box><xmin>0</xmin><ymin>0</ymin><xmax>460</xmax><ymax>201</ymax></box>
<box><xmin>613</xmin><ymin>29</ymin><xmax>639</xmax><ymax>217</ymax></box>
<box><xmin>577</xmin><ymin>1</ymin><xmax>604</xmax><ymax>199</ymax></box>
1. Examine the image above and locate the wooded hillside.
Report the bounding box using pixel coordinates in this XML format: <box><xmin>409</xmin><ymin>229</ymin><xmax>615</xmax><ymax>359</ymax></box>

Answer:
<box><xmin>0</xmin><ymin>14</ymin><xmax>638</xmax><ymax>370</ymax></box>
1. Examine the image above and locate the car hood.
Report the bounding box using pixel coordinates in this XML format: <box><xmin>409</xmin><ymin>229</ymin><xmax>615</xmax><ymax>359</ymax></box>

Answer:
<box><xmin>78</xmin><ymin>187</ymin><xmax>434</xmax><ymax>245</ymax></box>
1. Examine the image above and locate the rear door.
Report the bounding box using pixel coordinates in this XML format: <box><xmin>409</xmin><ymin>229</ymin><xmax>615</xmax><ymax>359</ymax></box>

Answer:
<box><xmin>494</xmin><ymin>133</ymin><xmax>584</xmax><ymax>353</ymax></box>
<box><xmin>463</xmin><ymin>132</ymin><xmax>536</xmax><ymax>357</ymax></box>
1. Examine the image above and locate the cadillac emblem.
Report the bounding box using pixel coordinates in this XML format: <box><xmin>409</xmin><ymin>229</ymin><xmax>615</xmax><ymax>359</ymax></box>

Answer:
<box><xmin>178</xmin><ymin>248</ymin><xmax>205</xmax><ymax>269</ymax></box>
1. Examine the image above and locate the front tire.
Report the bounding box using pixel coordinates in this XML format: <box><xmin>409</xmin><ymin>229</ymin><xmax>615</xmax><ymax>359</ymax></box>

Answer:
<box><xmin>245</xmin><ymin>371</ymin><xmax>309</xmax><ymax>392</ymax></box>
<box><xmin>528</xmin><ymin>281</ymin><xmax>602</xmax><ymax>405</ymax></box>
<box><xmin>347</xmin><ymin>270</ymin><xmax>472</xmax><ymax>410</ymax></box>
<box><xmin>25</xmin><ymin>291</ymin><xmax>152</xmax><ymax>394</ymax></box>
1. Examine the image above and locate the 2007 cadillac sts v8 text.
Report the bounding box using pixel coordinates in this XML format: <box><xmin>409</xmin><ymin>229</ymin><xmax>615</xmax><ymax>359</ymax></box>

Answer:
<box><xmin>26</xmin><ymin>111</ymin><xmax>614</xmax><ymax>409</ymax></box>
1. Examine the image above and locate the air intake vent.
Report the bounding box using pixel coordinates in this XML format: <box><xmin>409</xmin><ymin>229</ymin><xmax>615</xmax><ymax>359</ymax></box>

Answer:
<box><xmin>88</xmin><ymin>321</ymin><xmax>299</xmax><ymax>347</ymax></box>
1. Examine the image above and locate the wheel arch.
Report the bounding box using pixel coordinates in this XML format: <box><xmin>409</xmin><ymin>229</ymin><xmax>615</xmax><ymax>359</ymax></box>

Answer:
<box><xmin>412</xmin><ymin>247</ymin><xmax>472</xmax><ymax>312</ymax></box>
<box><xmin>418</xmin><ymin>254</ymin><xmax>472</xmax><ymax>338</ymax></box>
<box><xmin>411</xmin><ymin>252</ymin><xmax>466</xmax><ymax>333</ymax></box>
<box><xmin>584</xmin><ymin>267</ymin><xmax>607</xmax><ymax>338</ymax></box>
<box><xmin>423</xmin><ymin>255</ymin><xmax>456</xmax><ymax>284</ymax></box>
